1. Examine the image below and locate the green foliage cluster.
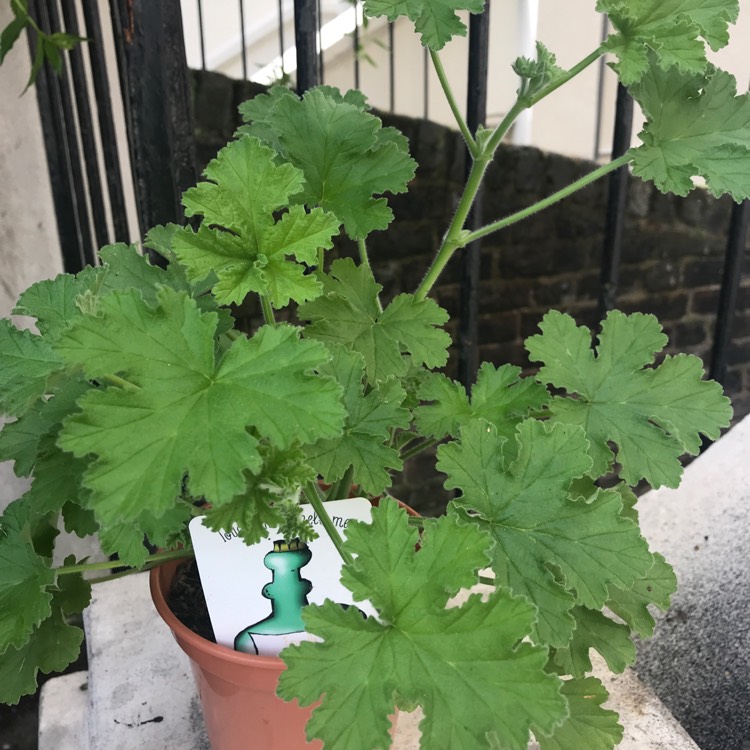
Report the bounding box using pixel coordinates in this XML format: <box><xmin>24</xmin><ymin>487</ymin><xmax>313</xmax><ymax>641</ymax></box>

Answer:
<box><xmin>0</xmin><ymin>0</ymin><xmax>745</xmax><ymax>747</ymax></box>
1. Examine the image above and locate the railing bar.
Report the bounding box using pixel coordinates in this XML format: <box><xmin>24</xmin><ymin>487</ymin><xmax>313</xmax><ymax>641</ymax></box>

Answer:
<box><xmin>458</xmin><ymin>4</ymin><xmax>490</xmax><ymax>391</ymax></box>
<box><xmin>597</xmin><ymin>83</ymin><xmax>633</xmax><ymax>316</ymax></box>
<box><xmin>353</xmin><ymin>1</ymin><xmax>360</xmax><ymax>90</ymax></box>
<box><xmin>278</xmin><ymin>0</ymin><xmax>286</xmax><ymax>75</ymax></box>
<box><xmin>423</xmin><ymin>45</ymin><xmax>428</xmax><ymax>118</ymax></box>
<box><xmin>709</xmin><ymin>200</ymin><xmax>750</xmax><ymax>384</ymax></box>
<box><xmin>27</xmin><ymin>3</ymin><xmax>85</xmax><ymax>272</ymax></box>
<box><xmin>388</xmin><ymin>23</ymin><xmax>395</xmax><ymax>112</ymax></box>
<box><xmin>81</xmin><ymin>0</ymin><xmax>130</xmax><ymax>243</ymax></box>
<box><xmin>294</xmin><ymin>0</ymin><xmax>320</xmax><ymax>93</ymax></box>
<box><xmin>239</xmin><ymin>0</ymin><xmax>248</xmax><ymax>79</ymax></box>
<box><xmin>109</xmin><ymin>0</ymin><xmax>197</xmax><ymax>242</ymax></box>
<box><xmin>317</xmin><ymin>0</ymin><xmax>324</xmax><ymax>83</ymax></box>
<box><xmin>40</xmin><ymin>0</ymin><xmax>96</xmax><ymax>269</ymax></box>
<box><xmin>60</xmin><ymin>1</ymin><xmax>110</xmax><ymax>251</ymax></box>
<box><xmin>197</xmin><ymin>0</ymin><xmax>207</xmax><ymax>70</ymax></box>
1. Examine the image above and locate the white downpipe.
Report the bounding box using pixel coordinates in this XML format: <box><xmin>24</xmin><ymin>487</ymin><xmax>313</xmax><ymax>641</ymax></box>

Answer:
<box><xmin>512</xmin><ymin>0</ymin><xmax>539</xmax><ymax>146</ymax></box>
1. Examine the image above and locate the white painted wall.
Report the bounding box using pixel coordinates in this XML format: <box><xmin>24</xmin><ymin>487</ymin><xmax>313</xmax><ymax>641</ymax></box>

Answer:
<box><xmin>0</xmin><ymin>3</ymin><xmax>63</xmax><ymax>512</ymax></box>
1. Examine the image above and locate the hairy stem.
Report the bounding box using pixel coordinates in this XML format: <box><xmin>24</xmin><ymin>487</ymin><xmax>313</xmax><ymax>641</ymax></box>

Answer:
<box><xmin>56</xmin><ymin>548</ymin><xmax>192</xmax><ymax>577</ymax></box>
<box><xmin>463</xmin><ymin>153</ymin><xmax>632</xmax><ymax>245</ymax></box>
<box><xmin>260</xmin><ymin>295</ymin><xmax>276</xmax><ymax>325</ymax></box>
<box><xmin>415</xmin><ymin>155</ymin><xmax>491</xmax><ymax>301</ymax></box>
<box><xmin>528</xmin><ymin>47</ymin><xmax>603</xmax><ymax>107</ymax></box>
<box><xmin>304</xmin><ymin>481</ymin><xmax>354</xmax><ymax>566</ymax></box>
<box><xmin>327</xmin><ymin>465</ymin><xmax>355</xmax><ymax>501</ymax></box>
<box><xmin>430</xmin><ymin>49</ymin><xmax>478</xmax><ymax>157</ymax></box>
<box><xmin>400</xmin><ymin>437</ymin><xmax>439</xmax><ymax>462</ymax></box>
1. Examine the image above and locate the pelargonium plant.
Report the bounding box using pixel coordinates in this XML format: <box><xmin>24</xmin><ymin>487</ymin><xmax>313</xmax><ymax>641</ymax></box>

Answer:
<box><xmin>0</xmin><ymin>0</ymin><xmax>744</xmax><ymax>747</ymax></box>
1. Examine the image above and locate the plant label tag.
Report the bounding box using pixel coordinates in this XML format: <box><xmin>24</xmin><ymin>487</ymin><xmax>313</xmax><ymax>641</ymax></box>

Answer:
<box><xmin>189</xmin><ymin>498</ymin><xmax>375</xmax><ymax>656</ymax></box>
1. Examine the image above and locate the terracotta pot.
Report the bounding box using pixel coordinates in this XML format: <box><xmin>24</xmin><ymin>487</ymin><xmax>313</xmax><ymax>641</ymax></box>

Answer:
<box><xmin>150</xmin><ymin>500</ymin><xmax>418</xmax><ymax>749</ymax></box>
<box><xmin>151</xmin><ymin>558</ymin><xmax>319</xmax><ymax>749</ymax></box>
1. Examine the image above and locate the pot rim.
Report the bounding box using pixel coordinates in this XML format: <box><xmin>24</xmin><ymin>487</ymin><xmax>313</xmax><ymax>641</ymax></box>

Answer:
<box><xmin>149</xmin><ymin>498</ymin><xmax>420</xmax><ymax>670</ymax></box>
<box><xmin>150</xmin><ymin>558</ymin><xmax>285</xmax><ymax>671</ymax></box>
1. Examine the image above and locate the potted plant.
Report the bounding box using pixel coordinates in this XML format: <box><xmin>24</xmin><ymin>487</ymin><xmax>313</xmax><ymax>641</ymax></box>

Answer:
<box><xmin>0</xmin><ymin>0</ymin><xmax>745</xmax><ymax>747</ymax></box>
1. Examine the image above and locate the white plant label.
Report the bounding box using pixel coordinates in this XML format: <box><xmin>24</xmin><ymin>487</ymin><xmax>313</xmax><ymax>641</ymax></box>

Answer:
<box><xmin>189</xmin><ymin>498</ymin><xmax>375</xmax><ymax>656</ymax></box>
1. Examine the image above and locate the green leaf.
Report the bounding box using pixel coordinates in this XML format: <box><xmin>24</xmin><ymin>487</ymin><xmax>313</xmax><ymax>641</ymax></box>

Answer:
<box><xmin>552</xmin><ymin>606</ymin><xmax>636</xmax><ymax>678</ymax></box>
<box><xmin>21</xmin><ymin>436</ymin><xmax>88</xmax><ymax>518</ymax></box>
<box><xmin>14</xmin><ymin>245</ymin><xmax>192</xmax><ymax>341</ymax></box>
<box><xmin>47</xmin><ymin>32</ymin><xmax>85</xmax><ymax>51</ymax></box>
<box><xmin>607</xmin><ymin>553</ymin><xmax>677</xmax><ymax>638</ymax></box>
<box><xmin>0</xmin><ymin>408</ymin><xmax>54</xmax><ymax>477</ymax></box>
<box><xmin>0</xmin><ymin>594</ymin><xmax>83</xmax><ymax>705</ymax></box>
<box><xmin>525</xmin><ymin>310</ymin><xmax>732</xmax><ymax>487</ymax></box>
<box><xmin>537</xmin><ymin>677</ymin><xmax>623</xmax><ymax>750</ymax></box>
<box><xmin>240</xmin><ymin>87</ymin><xmax>416</xmax><ymax>238</ymax></box>
<box><xmin>172</xmin><ymin>136</ymin><xmax>339</xmax><ymax>306</ymax></box>
<box><xmin>0</xmin><ymin>378</ymin><xmax>88</xmax><ymax>478</ymax></box>
<box><xmin>61</xmin><ymin>501</ymin><xmax>98</xmax><ymax>538</ymax></box>
<box><xmin>299</xmin><ymin>259</ymin><xmax>450</xmax><ymax>383</ymax></box>
<box><xmin>630</xmin><ymin>63</ymin><xmax>750</xmax><ymax>200</ymax></box>
<box><xmin>0</xmin><ymin>517</ymin><xmax>55</xmax><ymax>653</ymax></box>
<box><xmin>279</xmin><ymin>502</ymin><xmax>566</xmax><ymax>750</ymax></box>
<box><xmin>0</xmin><ymin>16</ymin><xmax>27</xmax><ymax>65</ymax></box>
<box><xmin>416</xmin><ymin>362</ymin><xmax>549</xmax><ymax>441</ymax></box>
<box><xmin>24</xmin><ymin>36</ymin><xmax>45</xmax><ymax>92</ymax></box>
<box><xmin>14</xmin><ymin>272</ymin><xmax>93</xmax><ymax>339</ymax></box>
<box><xmin>99</xmin><ymin>504</ymin><xmax>193</xmax><ymax>568</ymax></box>
<box><xmin>201</xmin><ymin>445</ymin><xmax>317</xmax><ymax>546</ymax></box>
<box><xmin>0</xmin><ymin>320</ymin><xmax>62</xmax><ymax>417</ymax></box>
<box><xmin>55</xmin><ymin>287</ymin><xmax>345</xmax><ymax>526</ymax></box>
<box><xmin>599</xmin><ymin>0</ymin><xmax>739</xmax><ymax>84</ymax></box>
<box><xmin>513</xmin><ymin>42</ymin><xmax>565</xmax><ymax>100</ymax></box>
<box><xmin>54</xmin><ymin>560</ymin><xmax>92</xmax><ymax>615</ymax></box>
<box><xmin>438</xmin><ymin>419</ymin><xmax>653</xmax><ymax>646</ymax></box>
<box><xmin>363</xmin><ymin>0</ymin><xmax>484</xmax><ymax>50</ymax></box>
<box><xmin>43</xmin><ymin>38</ymin><xmax>62</xmax><ymax>73</ymax></box>
<box><xmin>305</xmin><ymin>347</ymin><xmax>410</xmax><ymax>494</ymax></box>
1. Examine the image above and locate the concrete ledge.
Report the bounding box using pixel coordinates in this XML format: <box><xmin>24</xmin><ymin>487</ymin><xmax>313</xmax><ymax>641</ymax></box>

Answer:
<box><xmin>40</xmin><ymin>569</ymin><xmax>700</xmax><ymax>749</ymax></box>
<box><xmin>38</xmin><ymin>671</ymin><xmax>89</xmax><ymax>750</ymax></box>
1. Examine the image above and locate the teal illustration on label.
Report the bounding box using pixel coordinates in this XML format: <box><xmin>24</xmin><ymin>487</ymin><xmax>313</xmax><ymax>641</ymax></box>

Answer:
<box><xmin>234</xmin><ymin>538</ymin><xmax>312</xmax><ymax>655</ymax></box>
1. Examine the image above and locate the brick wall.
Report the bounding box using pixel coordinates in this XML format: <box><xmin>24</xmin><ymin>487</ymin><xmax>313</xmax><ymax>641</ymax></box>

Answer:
<box><xmin>191</xmin><ymin>70</ymin><xmax>750</xmax><ymax>514</ymax></box>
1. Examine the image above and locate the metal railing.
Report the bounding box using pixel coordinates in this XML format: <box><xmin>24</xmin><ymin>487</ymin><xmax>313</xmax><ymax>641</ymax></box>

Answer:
<box><xmin>25</xmin><ymin>0</ymin><xmax>749</xmax><ymax>399</ymax></box>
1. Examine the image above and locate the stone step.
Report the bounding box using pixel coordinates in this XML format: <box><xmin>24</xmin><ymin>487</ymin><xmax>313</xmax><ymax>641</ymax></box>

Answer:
<box><xmin>39</xmin><ymin>566</ymin><xmax>700</xmax><ymax>749</ymax></box>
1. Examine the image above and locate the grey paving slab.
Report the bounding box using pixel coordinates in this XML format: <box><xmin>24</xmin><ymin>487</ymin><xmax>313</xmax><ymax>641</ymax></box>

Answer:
<box><xmin>636</xmin><ymin>416</ymin><xmax>750</xmax><ymax>750</ymax></box>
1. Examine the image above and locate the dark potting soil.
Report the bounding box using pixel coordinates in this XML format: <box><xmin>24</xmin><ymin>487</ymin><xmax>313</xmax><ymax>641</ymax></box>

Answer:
<box><xmin>167</xmin><ymin>558</ymin><xmax>217</xmax><ymax>643</ymax></box>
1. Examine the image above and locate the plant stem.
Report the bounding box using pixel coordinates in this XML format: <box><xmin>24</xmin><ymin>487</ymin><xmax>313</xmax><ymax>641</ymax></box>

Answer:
<box><xmin>485</xmin><ymin>48</ymin><xmax>603</xmax><ymax>157</ymax></box>
<box><xmin>415</xmin><ymin>155</ymin><xmax>491</xmax><ymax>301</ymax></box>
<box><xmin>327</xmin><ymin>466</ymin><xmax>355</xmax><ymax>501</ymax></box>
<box><xmin>463</xmin><ymin>153</ymin><xmax>632</xmax><ymax>245</ymax></box>
<box><xmin>55</xmin><ymin>548</ymin><xmax>192</xmax><ymax>577</ymax></box>
<box><xmin>260</xmin><ymin>295</ymin><xmax>276</xmax><ymax>325</ymax></box>
<box><xmin>484</xmin><ymin>99</ymin><xmax>527</xmax><ymax>158</ymax></box>
<box><xmin>304</xmin><ymin>481</ymin><xmax>354</xmax><ymax>566</ymax></box>
<box><xmin>400</xmin><ymin>437</ymin><xmax>439</xmax><ymax>462</ymax></box>
<box><xmin>528</xmin><ymin>47</ymin><xmax>604</xmax><ymax>108</ymax></box>
<box><xmin>430</xmin><ymin>49</ymin><xmax>478</xmax><ymax>157</ymax></box>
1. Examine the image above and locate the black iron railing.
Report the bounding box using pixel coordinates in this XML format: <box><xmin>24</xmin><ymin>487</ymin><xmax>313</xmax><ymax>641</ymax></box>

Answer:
<box><xmin>25</xmin><ymin>0</ymin><xmax>749</xmax><ymax>407</ymax></box>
